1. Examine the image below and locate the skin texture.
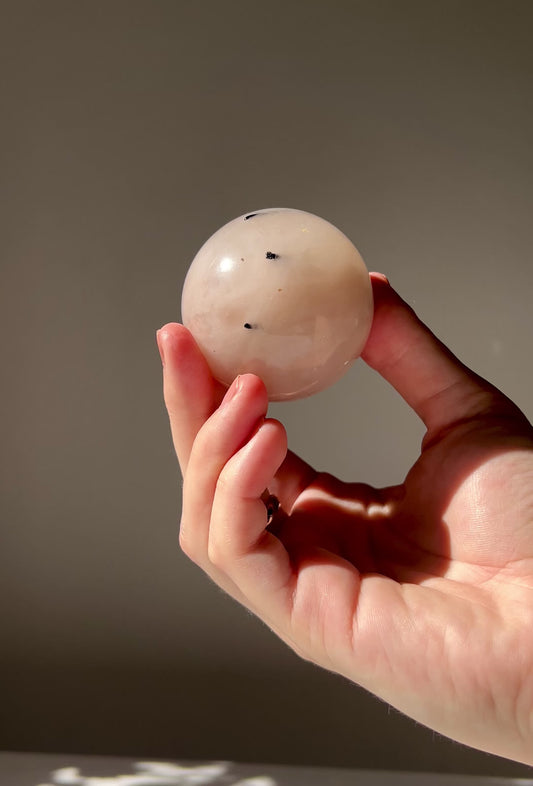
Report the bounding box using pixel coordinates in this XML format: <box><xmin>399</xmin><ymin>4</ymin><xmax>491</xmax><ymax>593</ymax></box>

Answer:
<box><xmin>157</xmin><ymin>273</ymin><xmax>533</xmax><ymax>765</ymax></box>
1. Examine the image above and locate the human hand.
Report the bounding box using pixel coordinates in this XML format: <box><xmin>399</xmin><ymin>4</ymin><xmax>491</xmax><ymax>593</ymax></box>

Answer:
<box><xmin>157</xmin><ymin>274</ymin><xmax>533</xmax><ymax>764</ymax></box>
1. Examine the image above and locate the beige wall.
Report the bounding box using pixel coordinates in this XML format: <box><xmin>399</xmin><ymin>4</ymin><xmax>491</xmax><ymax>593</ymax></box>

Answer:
<box><xmin>1</xmin><ymin>0</ymin><xmax>532</xmax><ymax>776</ymax></box>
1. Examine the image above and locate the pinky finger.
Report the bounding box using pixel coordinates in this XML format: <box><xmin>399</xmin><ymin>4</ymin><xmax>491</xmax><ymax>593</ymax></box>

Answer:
<box><xmin>208</xmin><ymin>419</ymin><xmax>295</xmax><ymax>618</ymax></box>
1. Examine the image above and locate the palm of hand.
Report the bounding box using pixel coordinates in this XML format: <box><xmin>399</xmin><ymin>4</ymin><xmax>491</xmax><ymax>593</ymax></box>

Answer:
<box><xmin>159</xmin><ymin>274</ymin><xmax>533</xmax><ymax>763</ymax></box>
<box><xmin>273</xmin><ymin>414</ymin><xmax>533</xmax><ymax>759</ymax></box>
<box><xmin>284</xmin><ymin>419</ymin><xmax>533</xmax><ymax>583</ymax></box>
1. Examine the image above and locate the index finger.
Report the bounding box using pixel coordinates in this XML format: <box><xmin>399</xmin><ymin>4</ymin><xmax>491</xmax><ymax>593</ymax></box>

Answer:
<box><xmin>156</xmin><ymin>323</ymin><xmax>225</xmax><ymax>473</ymax></box>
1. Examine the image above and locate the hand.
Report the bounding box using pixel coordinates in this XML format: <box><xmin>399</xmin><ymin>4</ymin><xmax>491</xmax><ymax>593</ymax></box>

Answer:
<box><xmin>157</xmin><ymin>274</ymin><xmax>533</xmax><ymax>764</ymax></box>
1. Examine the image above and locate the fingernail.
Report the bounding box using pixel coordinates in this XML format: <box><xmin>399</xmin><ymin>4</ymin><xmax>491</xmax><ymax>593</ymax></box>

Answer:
<box><xmin>156</xmin><ymin>330</ymin><xmax>166</xmax><ymax>367</ymax></box>
<box><xmin>221</xmin><ymin>375</ymin><xmax>242</xmax><ymax>408</ymax></box>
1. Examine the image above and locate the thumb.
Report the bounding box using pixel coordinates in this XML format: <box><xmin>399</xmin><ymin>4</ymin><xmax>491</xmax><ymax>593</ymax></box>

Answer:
<box><xmin>362</xmin><ymin>273</ymin><xmax>524</xmax><ymax>443</ymax></box>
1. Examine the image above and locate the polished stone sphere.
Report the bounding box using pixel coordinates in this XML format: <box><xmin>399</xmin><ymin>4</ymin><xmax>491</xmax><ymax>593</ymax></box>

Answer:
<box><xmin>181</xmin><ymin>208</ymin><xmax>373</xmax><ymax>401</ymax></box>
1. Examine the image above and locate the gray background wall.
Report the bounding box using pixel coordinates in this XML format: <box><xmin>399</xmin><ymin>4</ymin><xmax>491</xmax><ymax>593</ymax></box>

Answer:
<box><xmin>1</xmin><ymin>0</ymin><xmax>532</xmax><ymax>778</ymax></box>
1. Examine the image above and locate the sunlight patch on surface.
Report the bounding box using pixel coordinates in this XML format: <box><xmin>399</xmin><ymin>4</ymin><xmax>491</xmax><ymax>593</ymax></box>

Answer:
<box><xmin>37</xmin><ymin>761</ymin><xmax>277</xmax><ymax>786</ymax></box>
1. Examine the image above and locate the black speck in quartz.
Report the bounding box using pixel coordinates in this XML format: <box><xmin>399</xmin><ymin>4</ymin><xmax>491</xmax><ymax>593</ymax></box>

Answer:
<box><xmin>244</xmin><ymin>213</ymin><xmax>258</xmax><ymax>220</ymax></box>
<box><xmin>266</xmin><ymin>251</ymin><xmax>279</xmax><ymax>260</ymax></box>
<box><xmin>243</xmin><ymin>322</ymin><xmax>254</xmax><ymax>329</ymax></box>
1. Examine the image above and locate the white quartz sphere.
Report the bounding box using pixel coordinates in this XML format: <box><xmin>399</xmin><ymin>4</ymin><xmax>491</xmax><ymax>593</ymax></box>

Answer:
<box><xmin>181</xmin><ymin>208</ymin><xmax>374</xmax><ymax>401</ymax></box>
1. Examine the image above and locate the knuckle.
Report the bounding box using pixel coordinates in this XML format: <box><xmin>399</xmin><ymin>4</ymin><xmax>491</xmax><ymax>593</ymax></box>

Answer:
<box><xmin>207</xmin><ymin>538</ymin><xmax>226</xmax><ymax>568</ymax></box>
<box><xmin>214</xmin><ymin>469</ymin><xmax>235</xmax><ymax>498</ymax></box>
<box><xmin>178</xmin><ymin>519</ymin><xmax>195</xmax><ymax>560</ymax></box>
<box><xmin>178</xmin><ymin>527</ymin><xmax>189</xmax><ymax>554</ymax></box>
<box><xmin>188</xmin><ymin>425</ymin><xmax>212</xmax><ymax>465</ymax></box>
<box><xmin>207</xmin><ymin>521</ymin><xmax>234</xmax><ymax>569</ymax></box>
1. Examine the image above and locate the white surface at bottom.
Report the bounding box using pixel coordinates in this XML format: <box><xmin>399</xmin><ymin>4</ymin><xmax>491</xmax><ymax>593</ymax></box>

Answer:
<box><xmin>1</xmin><ymin>753</ymin><xmax>533</xmax><ymax>786</ymax></box>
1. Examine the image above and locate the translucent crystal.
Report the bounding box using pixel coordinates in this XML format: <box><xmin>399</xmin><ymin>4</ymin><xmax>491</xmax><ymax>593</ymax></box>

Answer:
<box><xmin>181</xmin><ymin>208</ymin><xmax>373</xmax><ymax>401</ymax></box>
